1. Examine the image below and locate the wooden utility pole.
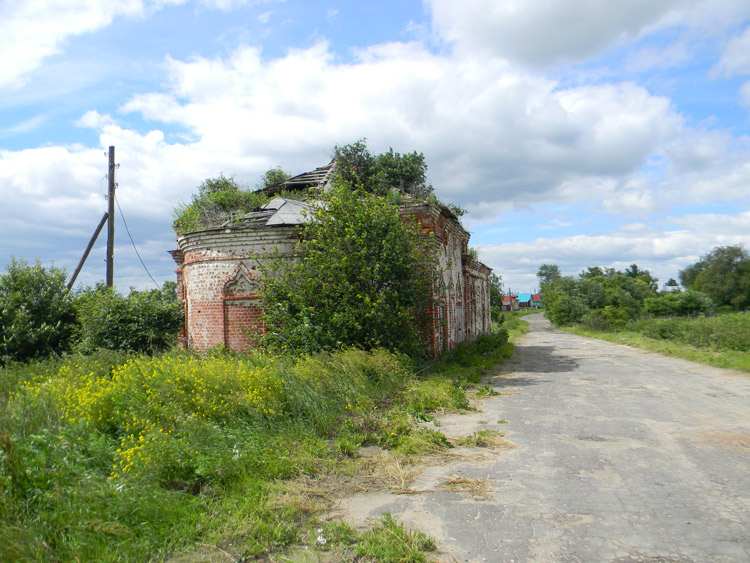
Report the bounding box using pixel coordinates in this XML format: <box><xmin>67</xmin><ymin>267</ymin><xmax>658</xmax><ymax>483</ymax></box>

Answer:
<box><xmin>106</xmin><ymin>146</ymin><xmax>115</xmax><ymax>288</ymax></box>
<box><xmin>67</xmin><ymin>212</ymin><xmax>109</xmax><ymax>290</ymax></box>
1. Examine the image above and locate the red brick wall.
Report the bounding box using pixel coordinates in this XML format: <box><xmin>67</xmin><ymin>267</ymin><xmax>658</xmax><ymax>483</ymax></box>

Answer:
<box><xmin>172</xmin><ymin>204</ymin><xmax>493</xmax><ymax>356</ymax></box>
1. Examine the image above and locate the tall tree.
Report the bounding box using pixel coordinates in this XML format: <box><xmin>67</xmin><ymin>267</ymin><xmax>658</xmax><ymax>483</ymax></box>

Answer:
<box><xmin>260</xmin><ymin>184</ymin><xmax>438</xmax><ymax>356</ymax></box>
<box><xmin>537</xmin><ymin>264</ymin><xmax>562</xmax><ymax>287</ymax></box>
<box><xmin>679</xmin><ymin>245</ymin><xmax>750</xmax><ymax>310</ymax></box>
<box><xmin>334</xmin><ymin>139</ymin><xmax>432</xmax><ymax>198</ymax></box>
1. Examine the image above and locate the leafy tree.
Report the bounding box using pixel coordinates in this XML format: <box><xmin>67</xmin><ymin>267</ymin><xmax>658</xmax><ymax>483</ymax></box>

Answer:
<box><xmin>260</xmin><ymin>184</ymin><xmax>437</xmax><ymax>356</ymax></box>
<box><xmin>679</xmin><ymin>245</ymin><xmax>750</xmax><ymax>310</ymax></box>
<box><xmin>258</xmin><ymin>167</ymin><xmax>291</xmax><ymax>190</ymax></box>
<box><xmin>74</xmin><ymin>284</ymin><xmax>184</xmax><ymax>354</ymax></box>
<box><xmin>334</xmin><ymin>139</ymin><xmax>432</xmax><ymax>198</ymax></box>
<box><xmin>489</xmin><ymin>273</ymin><xmax>504</xmax><ymax>322</ymax></box>
<box><xmin>536</xmin><ymin>264</ymin><xmax>562</xmax><ymax>287</ymax></box>
<box><xmin>623</xmin><ymin>263</ymin><xmax>644</xmax><ymax>278</ymax></box>
<box><xmin>0</xmin><ymin>258</ymin><xmax>76</xmax><ymax>364</ymax></box>
<box><xmin>580</xmin><ymin>266</ymin><xmax>605</xmax><ymax>279</ymax></box>
<box><xmin>542</xmin><ymin>277</ymin><xmax>588</xmax><ymax>326</ymax></box>
<box><xmin>542</xmin><ymin>267</ymin><xmax>659</xmax><ymax>328</ymax></box>
<box><xmin>643</xmin><ymin>290</ymin><xmax>714</xmax><ymax>317</ymax></box>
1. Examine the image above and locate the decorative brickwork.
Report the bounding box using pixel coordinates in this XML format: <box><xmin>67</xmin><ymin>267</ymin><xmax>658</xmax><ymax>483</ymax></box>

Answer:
<box><xmin>171</xmin><ymin>201</ymin><xmax>492</xmax><ymax>355</ymax></box>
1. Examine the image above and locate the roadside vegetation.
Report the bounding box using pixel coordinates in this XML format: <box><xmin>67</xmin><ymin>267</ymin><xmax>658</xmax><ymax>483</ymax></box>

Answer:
<box><xmin>1</xmin><ymin>141</ymin><xmax>514</xmax><ymax>562</ymax></box>
<box><xmin>537</xmin><ymin>245</ymin><xmax>750</xmax><ymax>373</ymax></box>
<box><xmin>0</xmin><ymin>333</ymin><xmax>511</xmax><ymax>562</ymax></box>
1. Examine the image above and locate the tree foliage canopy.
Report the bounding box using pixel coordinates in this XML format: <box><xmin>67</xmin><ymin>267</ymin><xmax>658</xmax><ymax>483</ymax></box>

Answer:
<box><xmin>679</xmin><ymin>245</ymin><xmax>750</xmax><ymax>310</ymax></box>
<box><xmin>174</xmin><ymin>170</ymin><xmax>292</xmax><ymax>234</ymax></box>
<box><xmin>73</xmin><ymin>283</ymin><xmax>184</xmax><ymax>354</ymax></box>
<box><xmin>260</xmin><ymin>184</ymin><xmax>438</xmax><ymax>356</ymax></box>
<box><xmin>334</xmin><ymin>139</ymin><xmax>432</xmax><ymax>199</ymax></box>
<box><xmin>0</xmin><ymin>258</ymin><xmax>76</xmax><ymax>364</ymax></box>
<box><xmin>540</xmin><ymin>264</ymin><xmax>666</xmax><ymax>328</ymax></box>
<box><xmin>539</xmin><ymin>260</ymin><xmax>723</xmax><ymax>329</ymax></box>
<box><xmin>536</xmin><ymin>264</ymin><xmax>562</xmax><ymax>287</ymax></box>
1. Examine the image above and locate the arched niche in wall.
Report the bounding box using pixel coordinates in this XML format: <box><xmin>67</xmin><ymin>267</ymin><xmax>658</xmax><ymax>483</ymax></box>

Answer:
<box><xmin>222</xmin><ymin>264</ymin><xmax>263</xmax><ymax>351</ymax></box>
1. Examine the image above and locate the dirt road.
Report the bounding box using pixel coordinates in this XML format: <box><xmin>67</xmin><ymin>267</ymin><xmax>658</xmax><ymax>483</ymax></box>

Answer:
<box><xmin>337</xmin><ymin>313</ymin><xmax>750</xmax><ymax>562</ymax></box>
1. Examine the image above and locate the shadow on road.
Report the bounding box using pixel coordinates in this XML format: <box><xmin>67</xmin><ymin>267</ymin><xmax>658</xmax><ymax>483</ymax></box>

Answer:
<box><xmin>506</xmin><ymin>345</ymin><xmax>579</xmax><ymax>374</ymax></box>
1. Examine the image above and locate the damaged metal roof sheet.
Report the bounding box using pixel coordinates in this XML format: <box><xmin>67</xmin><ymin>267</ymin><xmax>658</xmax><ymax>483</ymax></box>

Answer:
<box><xmin>257</xmin><ymin>160</ymin><xmax>335</xmax><ymax>196</ymax></box>
<box><xmin>227</xmin><ymin>197</ymin><xmax>314</xmax><ymax>228</ymax></box>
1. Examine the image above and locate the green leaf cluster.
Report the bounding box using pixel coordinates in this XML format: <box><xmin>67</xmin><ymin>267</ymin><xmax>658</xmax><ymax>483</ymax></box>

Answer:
<box><xmin>679</xmin><ymin>245</ymin><xmax>750</xmax><ymax>311</ymax></box>
<box><xmin>541</xmin><ymin>268</ymin><xmax>659</xmax><ymax>328</ymax></box>
<box><xmin>334</xmin><ymin>139</ymin><xmax>433</xmax><ymax>198</ymax></box>
<box><xmin>173</xmin><ymin>173</ymin><xmax>288</xmax><ymax>234</ymax></box>
<box><xmin>260</xmin><ymin>184</ymin><xmax>438</xmax><ymax>356</ymax></box>
<box><xmin>73</xmin><ymin>283</ymin><xmax>184</xmax><ymax>354</ymax></box>
<box><xmin>0</xmin><ymin>258</ymin><xmax>76</xmax><ymax>364</ymax></box>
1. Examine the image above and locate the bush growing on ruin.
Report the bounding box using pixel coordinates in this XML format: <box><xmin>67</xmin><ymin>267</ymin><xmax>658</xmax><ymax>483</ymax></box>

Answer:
<box><xmin>260</xmin><ymin>184</ymin><xmax>438</xmax><ymax>356</ymax></box>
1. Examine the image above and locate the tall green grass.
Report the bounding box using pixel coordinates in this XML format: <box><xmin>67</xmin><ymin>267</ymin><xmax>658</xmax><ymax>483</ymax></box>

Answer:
<box><xmin>1</xmin><ymin>331</ymin><xmax>513</xmax><ymax>562</ymax></box>
<box><xmin>631</xmin><ymin>312</ymin><xmax>750</xmax><ymax>352</ymax></box>
<box><xmin>567</xmin><ymin>312</ymin><xmax>750</xmax><ymax>374</ymax></box>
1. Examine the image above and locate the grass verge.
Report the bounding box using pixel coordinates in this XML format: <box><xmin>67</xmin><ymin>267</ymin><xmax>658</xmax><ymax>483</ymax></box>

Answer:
<box><xmin>0</xmin><ymin>331</ymin><xmax>513</xmax><ymax>562</ymax></box>
<box><xmin>565</xmin><ymin>323</ymin><xmax>750</xmax><ymax>374</ymax></box>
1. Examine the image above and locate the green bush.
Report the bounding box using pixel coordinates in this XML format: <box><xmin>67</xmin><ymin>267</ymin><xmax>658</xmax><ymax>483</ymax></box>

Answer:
<box><xmin>643</xmin><ymin>290</ymin><xmax>714</xmax><ymax>317</ymax></box>
<box><xmin>261</xmin><ymin>185</ymin><xmax>437</xmax><ymax>357</ymax></box>
<box><xmin>173</xmin><ymin>175</ymin><xmax>273</xmax><ymax>234</ymax></box>
<box><xmin>0</xmin><ymin>259</ymin><xmax>76</xmax><ymax>365</ymax></box>
<box><xmin>73</xmin><ymin>284</ymin><xmax>184</xmax><ymax>354</ymax></box>
<box><xmin>632</xmin><ymin>312</ymin><xmax>750</xmax><ymax>351</ymax></box>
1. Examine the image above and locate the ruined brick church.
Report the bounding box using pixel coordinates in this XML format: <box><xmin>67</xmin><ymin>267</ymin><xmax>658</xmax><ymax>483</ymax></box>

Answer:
<box><xmin>170</xmin><ymin>161</ymin><xmax>493</xmax><ymax>355</ymax></box>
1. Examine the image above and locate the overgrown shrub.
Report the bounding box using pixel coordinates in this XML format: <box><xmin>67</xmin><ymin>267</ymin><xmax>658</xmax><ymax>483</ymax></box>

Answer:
<box><xmin>73</xmin><ymin>284</ymin><xmax>184</xmax><ymax>354</ymax></box>
<box><xmin>0</xmin><ymin>258</ymin><xmax>76</xmax><ymax>364</ymax></box>
<box><xmin>643</xmin><ymin>290</ymin><xmax>714</xmax><ymax>317</ymax></box>
<box><xmin>632</xmin><ymin>312</ymin><xmax>750</xmax><ymax>351</ymax></box>
<box><xmin>261</xmin><ymin>185</ymin><xmax>438</xmax><ymax>357</ymax></box>
<box><xmin>173</xmin><ymin>175</ymin><xmax>275</xmax><ymax>234</ymax></box>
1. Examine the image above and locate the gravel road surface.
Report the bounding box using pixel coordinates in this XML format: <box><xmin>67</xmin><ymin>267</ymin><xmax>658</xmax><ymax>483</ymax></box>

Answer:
<box><xmin>338</xmin><ymin>313</ymin><xmax>750</xmax><ymax>562</ymax></box>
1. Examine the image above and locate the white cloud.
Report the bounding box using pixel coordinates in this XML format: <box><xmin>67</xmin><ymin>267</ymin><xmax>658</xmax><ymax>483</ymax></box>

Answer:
<box><xmin>741</xmin><ymin>81</ymin><xmax>750</xmax><ymax>108</ymax></box>
<box><xmin>427</xmin><ymin>0</ymin><xmax>684</xmax><ymax>66</ymax></box>
<box><xmin>475</xmin><ymin>212</ymin><xmax>750</xmax><ymax>291</ymax></box>
<box><xmin>715</xmin><ymin>24</ymin><xmax>750</xmax><ymax>76</ymax></box>
<box><xmin>1</xmin><ymin>114</ymin><xmax>47</xmax><ymax>136</ymax></box>
<box><xmin>119</xmin><ymin>41</ymin><xmax>685</xmax><ymax>226</ymax></box>
<box><xmin>0</xmin><ymin>0</ymin><xmax>149</xmax><ymax>89</ymax></box>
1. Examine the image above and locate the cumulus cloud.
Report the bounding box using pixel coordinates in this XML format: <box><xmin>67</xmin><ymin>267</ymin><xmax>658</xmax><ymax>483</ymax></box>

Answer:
<box><xmin>0</xmin><ymin>0</ymin><xmax>151</xmax><ymax>89</ymax></box>
<box><xmin>3</xmin><ymin>0</ymin><xmax>750</xmax><ymax>291</ymax></box>
<box><xmin>715</xmin><ymin>24</ymin><xmax>750</xmax><ymax>76</ymax></box>
<box><xmin>120</xmin><ymin>41</ymin><xmax>686</xmax><ymax>226</ymax></box>
<box><xmin>428</xmin><ymin>0</ymin><xmax>750</xmax><ymax>68</ymax></box>
<box><xmin>475</xmin><ymin>211</ymin><xmax>750</xmax><ymax>291</ymax></box>
<box><xmin>427</xmin><ymin>0</ymin><xmax>684</xmax><ymax>66</ymax></box>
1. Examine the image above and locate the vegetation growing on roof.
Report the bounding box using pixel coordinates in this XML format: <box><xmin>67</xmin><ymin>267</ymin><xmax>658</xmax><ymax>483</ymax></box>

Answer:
<box><xmin>334</xmin><ymin>139</ymin><xmax>466</xmax><ymax>216</ymax></box>
<box><xmin>173</xmin><ymin>141</ymin><xmax>469</xmax><ymax>234</ymax></box>
<box><xmin>173</xmin><ymin>171</ymin><xmax>295</xmax><ymax>235</ymax></box>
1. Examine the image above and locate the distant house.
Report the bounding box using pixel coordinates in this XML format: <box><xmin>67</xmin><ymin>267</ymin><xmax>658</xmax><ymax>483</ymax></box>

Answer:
<box><xmin>531</xmin><ymin>293</ymin><xmax>543</xmax><ymax>309</ymax></box>
<box><xmin>501</xmin><ymin>295</ymin><xmax>518</xmax><ymax>312</ymax></box>
<box><xmin>516</xmin><ymin>293</ymin><xmax>533</xmax><ymax>309</ymax></box>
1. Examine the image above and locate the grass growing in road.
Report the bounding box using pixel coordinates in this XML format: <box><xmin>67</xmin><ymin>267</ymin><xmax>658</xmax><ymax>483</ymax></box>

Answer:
<box><xmin>0</xmin><ymin>331</ymin><xmax>512</xmax><ymax>562</ymax></box>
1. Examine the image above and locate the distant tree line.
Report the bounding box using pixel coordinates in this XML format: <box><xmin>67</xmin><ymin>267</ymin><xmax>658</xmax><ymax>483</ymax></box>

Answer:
<box><xmin>537</xmin><ymin>244</ymin><xmax>749</xmax><ymax>329</ymax></box>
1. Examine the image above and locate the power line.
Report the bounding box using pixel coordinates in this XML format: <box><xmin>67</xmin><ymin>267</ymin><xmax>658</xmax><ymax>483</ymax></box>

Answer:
<box><xmin>115</xmin><ymin>194</ymin><xmax>161</xmax><ymax>290</ymax></box>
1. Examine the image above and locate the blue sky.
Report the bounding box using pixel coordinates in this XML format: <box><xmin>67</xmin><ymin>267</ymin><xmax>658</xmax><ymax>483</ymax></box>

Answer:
<box><xmin>2</xmin><ymin>0</ymin><xmax>750</xmax><ymax>293</ymax></box>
